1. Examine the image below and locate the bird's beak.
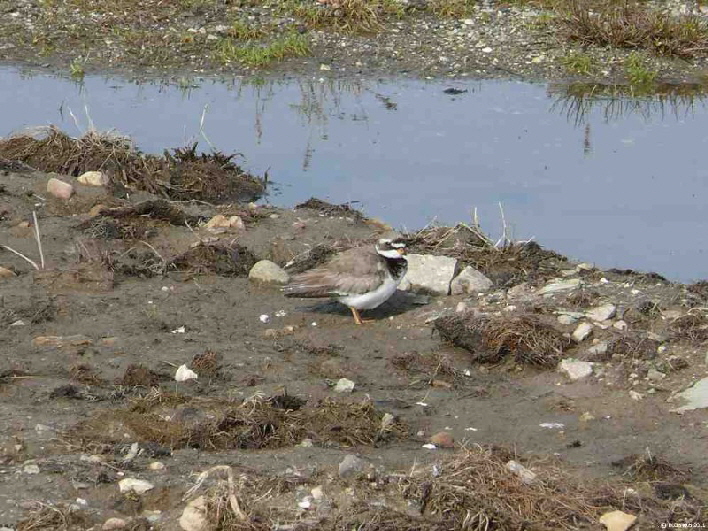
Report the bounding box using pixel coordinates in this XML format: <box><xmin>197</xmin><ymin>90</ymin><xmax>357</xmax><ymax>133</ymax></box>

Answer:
<box><xmin>397</xmin><ymin>248</ymin><xmax>407</xmax><ymax>256</ymax></box>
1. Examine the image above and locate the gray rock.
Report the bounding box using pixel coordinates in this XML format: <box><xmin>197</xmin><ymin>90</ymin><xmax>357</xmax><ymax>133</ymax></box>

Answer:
<box><xmin>586</xmin><ymin>303</ymin><xmax>617</xmax><ymax>322</ymax></box>
<box><xmin>450</xmin><ymin>266</ymin><xmax>493</xmax><ymax>295</ymax></box>
<box><xmin>537</xmin><ymin>278</ymin><xmax>581</xmax><ymax>296</ymax></box>
<box><xmin>338</xmin><ymin>454</ymin><xmax>366</xmax><ymax>478</ymax></box>
<box><xmin>248</xmin><ymin>260</ymin><xmax>289</xmax><ymax>285</ymax></box>
<box><xmin>559</xmin><ymin>359</ymin><xmax>593</xmax><ymax>381</ymax></box>
<box><xmin>102</xmin><ymin>518</ymin><xmax>129</xmax><ymax>530</ymax></box>
<box><xmin>333</xmin><ymin>378</ymin><xmax>355</xmax><ymax>393</ymax></box>
<box><xmin>585</xmin><ymin>341</ymin><xmax>609</xmax><ymax>360</ymax></box>
<box><xmin>399</xmin><ymin>254</ymin><xmax>458</xmax><ymax>295</ymax></box>
<box><xmin>672</xmin><ymin>378</ymin><xmax>708</xmax><ymax>412</ymax></box>
<box><xmin>647</xmin><ymin>368</ymin><xmax>666</xmax><ymax>381</ymax></box>
<box><xmin>556</xmin><ymin>311</ymin><xmax>584</xmax><ymax>325</ymax></box>
<box><xmin>571</xmin><ymin>322</ymin><xmax>593</xmax><ymax>342</ymax></box>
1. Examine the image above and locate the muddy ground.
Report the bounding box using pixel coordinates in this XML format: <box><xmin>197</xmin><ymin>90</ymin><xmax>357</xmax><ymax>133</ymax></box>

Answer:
<box><xmin>4</xmin><ymin>0</ymin><xmax>708</xmax><ymax>84</ymax></box>
<box><xmin>0</xmin><ymin>148</ymin><xmax>706</xmax><ymax>529</ymax></box>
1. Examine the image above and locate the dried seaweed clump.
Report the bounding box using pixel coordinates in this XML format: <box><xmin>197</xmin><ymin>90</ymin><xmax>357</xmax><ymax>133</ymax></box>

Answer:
<box><xmin>295</xmin><ymin>197</ymin><xmax>365</xmax><ymax>220</ymax></box>
<box><xmin>70</xmin><ymin>395</ymin><xmax>405</xmax><ymax>451</ymax></box>
<box><xmin>169</xmin><ymin>241</ymin><xmax>258</xmax><ymax>277</ymax></box>
<box><xmin>0</xmin><ymin>127</ymin><xmax>264</xmax><ymax>203</ymax></box>
<box><xmin>434</xmin><ymin>313</ymin><xmax>570</xmax><ymax>367</ymax></box>
<box><xmin>670</xmin><ymin>313</ymin><xmax>708</xmax><ymax>342</ymax></box>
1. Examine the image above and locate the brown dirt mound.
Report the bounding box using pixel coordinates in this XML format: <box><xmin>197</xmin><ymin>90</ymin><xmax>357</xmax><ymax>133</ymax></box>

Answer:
<box><xmin>120</xmin><ymin>364</ymin><xmax>160</xmax><ymax>387</ymax></box>
<box><xmin>612</xmin><ymin>452</ymin><xmax>691</xmax><ymax>483</ymax></box>
<box><xmin>169</xmin><ymin>241</ymin><xmax>258</xmax><ymax>277</ymax></box>
<box><xmin>70</xmin><ymin>395</ymin><xmax>406</xmax><ymax>451</ymax></box>
<box><xmin>434</xmin><ymin>313</ymin><xmax>570</xmax><ymax>367</ymax></box>
<box><xmin>0</xmin><ymin>128</ymin><xmax>264</xmax><ymax>203</ymax></box>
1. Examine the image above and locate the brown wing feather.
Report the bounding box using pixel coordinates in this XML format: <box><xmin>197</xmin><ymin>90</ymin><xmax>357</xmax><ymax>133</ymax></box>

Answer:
<box><xmin>283</xmin><ymin>247</ymin><xmax>386</xmax><ymax>298</ymax></box>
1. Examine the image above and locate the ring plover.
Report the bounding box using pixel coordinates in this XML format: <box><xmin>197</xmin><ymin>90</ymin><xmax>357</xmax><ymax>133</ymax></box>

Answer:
<box><xmin>283</xmin><ymin>238</ymin><xmax>408</xmax><ymax>324</ymax></box>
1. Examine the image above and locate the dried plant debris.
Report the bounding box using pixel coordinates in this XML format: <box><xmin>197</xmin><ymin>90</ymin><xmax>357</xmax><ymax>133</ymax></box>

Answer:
<box><xmin>69</xmin><ymin>363</ymin><xmax>105</xmax><ymax>385</ymax></box>
<box><xmin>0</xmin><ymin>127</ymin><xmax>264</xmax><ymax>203</ymax></box>
<box><xmin>121</xmin><ymin>364</ymin><xmax>161</xmax><ymax>387</ymax></box>
<box><xmin>191</xmin><ymin>350</ymin><xmax>223</xmax><ymax>378</ymax></box>
<box><xmin>188</xmin><ymin>445</ymin><xmax>704</xmax><ymax>531</ymax></box>
<box><xmin>15</xmin><ymin>502</ymin><xmax>91</xmax><ymax>531</ymax></box>
<box><xmin>687</xmin><ymin>281</ymin><xmax>708</xmax><ymax>302</ymax></box>
<box><xmin>612</xmin><ymin>452</ymin><xmax>691</xmax><ymax>484</ymax></box>
<box><xmin>607</xmin><ymin>335</ymin><xmax>661</xmax><ymax>361</ymax></box>
<box><xmin>434</xmin><ymin>313</ymin><xmax>570</xmax><ymax>367</ymax></box>
<box><xmin>169</xmin><ymin>241</ymin><xmax>257</xmax><ymax>277</ymax></box>
<box><xmin>295</xmin><ymin>197</ymin><xmax>365</xmax><ymax>220</ymax></box>
<box><xmin>105</xmin><ymin>247</ymin><xmax>168</xmax><ymax>279</ymax></box>
<box><xmin>69</xmin><ymin>395</ymin><xmax>406</xmax><ymax>451</ymax></box>
<box><xmin>165</xmin><ymin>143</ymin><xmax>265</xmax><ymax>203</ymax></box>
<box><xmin>407</xmin><ymin>225</ymin><xmax>567</xmax><ymax>287</ymax></box>
<box><xmin>670</xmin><ymin>313</ymin><xmax>708</xmax><ymax>342</ymax></box>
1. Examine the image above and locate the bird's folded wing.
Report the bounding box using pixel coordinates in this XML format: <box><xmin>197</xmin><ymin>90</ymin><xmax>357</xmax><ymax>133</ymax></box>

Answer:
<box><xmin>283</xmin><ymin>248</ymin><xmax>386</xmax><ymax>298</ymax></box>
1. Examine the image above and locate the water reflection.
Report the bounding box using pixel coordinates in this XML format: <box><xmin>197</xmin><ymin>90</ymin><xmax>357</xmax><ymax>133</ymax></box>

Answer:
<box><xmin>2</xmin><ymin>67</ymin><xmax>707</xmax><ymax>281</ymax></box>
<box><xmin>547</xmin><ymin>81</ymin><xmax>708</xmax><ymax>126</ymax></box>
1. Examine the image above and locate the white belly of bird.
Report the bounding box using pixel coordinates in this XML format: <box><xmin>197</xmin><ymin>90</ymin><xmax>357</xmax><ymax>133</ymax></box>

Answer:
<box><xmin>337</xmin><ymin>274</ymin><xmax>400</xmax><ymax>310</ymax></box>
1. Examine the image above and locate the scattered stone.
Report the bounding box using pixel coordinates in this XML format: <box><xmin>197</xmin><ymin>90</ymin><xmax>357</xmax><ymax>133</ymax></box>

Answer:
<box><xmin>118</xmin><ymin>478</ymin><xmax>154</xmax><ymax>495</ymax></box>
<box><xmin>647</xmin><ymin>368</ymin><xmax>666</xmax><ymax>381</ymax></box>
<box><xmin>450</xmin><ymin>266</ymin><xmax>493</xmax><ymax>295</ymax></box>
<box><xmin>180</xmin><ymin>496</ymin><xmax>207</xmax><ymax>531</ymax></box>
<box><xmin>47</xmin><ymin>177</ymin><xmax>74</xmax><ymax>199</ymax></box>
<box><xmin>559</xmin><ymin>359</ymin><xmax>594</xmax><ymax>381</ymax></box>
<box><xmin>506</xmin><ymin>460</ymin><xmax>537</xmax><ymax>484</ymax></box>
<box><xmin>557</xmin><ymin>311</ymin><xmax>584</xmax><ymax>325</ymax></box>
<box><xmin>429</xmin><ymin>431</ymin><xmax>455</xmax><ymax>448</ymax></box>
<box><xmin>599</xmin><ymin>510</ymin><xmax>637</xmax><ymax>531</ymax></box>
<box><xmin>671</xmin><ymin>377</ymin><xmax>708</xmax><ymax>413</ymax></box>
<box><xmin>399</xmin><ymin>254</ymin><xmax>458</xmax><ymax>295</ymax></box>
<box><xmin>102</xmin><ymin>517</ymin><xmax>129</xmax><ymax>530</ymax></box>
<box><xmin>539</xmin><ymin>423</ymin><xmax>564</xmax><ymax>429</ymax></box>
<box><xmin>0</xmin><ymin>266</ymin><xmax>16</xmax><ymax>279</ymax></box>
<box><xmin>537</xmin><ymin>278</ymin><xmax>581</xmax><ymax>296</ymax></box>
<box><xmin>77</xmin><ymin>170</ymin><xmax>109</xmax><ymax>186</ymax></box>
<box><xmin>579</xmin><ymin>412</ymin><xmax>595</xmax><ymax>422</ymax></box>
<box><xmin>613</xmin><ymin>320</ymin><xmax>627</xmax><ymax>331</ymax></box>
<box><xmin>23</xmin><ymin>463</ymin><xmax>40</xmax><ymax>474</ymax></box>
<box><xmin>338</xmin><ymin>454</ymin><xmax>366</xmax><ymax>478</ymax></box>
<box><xmin>248</xmin><ymin>260</ymin><xmax>289</xmax><ymax>285</ymax></box>
<box><xmin>175</xmin><ymin>364</ymin><xmax>198</xmax><ymax>382</ymax></box>
<box><xmin>572</xmin><ymin>322</ymin><xmax>593</xmax><ymax>342</ymax></box>
<box><xmin>259</xmin><ymin>314</ymin><xmax>271</xmax><ymax>324</ymax></box>
<box><xmin>333</xmin><ymin>378</ymin><xmax>355</xmax><ymax>393</ymax></box>
<box><xmin>586</xmin><ymin>303</ymin><xmax>617</xmax><ymax>322</ymax></box>
<box><xmin>455</xmin><ymin>301</ymin><xmax>468</xmax><ymax>313</ymax></box>
<box><xmin>629</xmin><ymin>391</ymin><xmax>643</xmax><ymax>401</ymax></box>
<box><xmin>206</xmin><ymin>214</ymin><xmax>244</xmax><ymax>230</ymax></box>
<box><xmin>585</xmin><ymin>341</ymin><xmax>609</xmax><ymax>361</ymax></box>
<box><xmin>149</xmin><ymin>461</ymin><xmax>165</xmax><ymax>471</ymax></box>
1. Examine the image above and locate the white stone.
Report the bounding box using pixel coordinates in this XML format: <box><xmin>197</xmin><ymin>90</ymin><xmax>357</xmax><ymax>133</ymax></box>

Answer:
<box><xmin>599</xmin><ymin>510</ymin><xmax>637</xmax><ymax>531</ymax></box>
<box><xmin>399</xmin><ymin>254</ymin><xmax>458</xmax><ymax>295</ymax></box>
<box><xmin>23</xmin><ymin>463</ymin><xmax>40</xmax><ymax>474</ymax></box>
<box><xmin>248</xmin><ymin>260</ymin><xmax>289</xmax><ymax>285</ymax></box>
<box><xmin>537</xmin><ymin>278</ymin><xmax>581</xmax><ymax>296</ymax></box>
<box><xmin>206</xmin><ymin>214</ymin><xmax>244</xmax><ymax>230</ymax></box>
<box><xmin>455</xmin><ymin>301</ymin><xmax>469</xmax><ymax>313</ymax></box>
<box><xmin>47</xmin><ymin>177</ymin><xmax>74</xmax><ymax>200</ymax></box>
<box><xmin>148</xmin><ymin>461</ymin><xmax>165</xmax><ymax>471</ymax></box>
<box><xmin>0</xmin><ymin>266</ymin><xmax>16</xmax><ymax>279</ymax></box>
<box><xmin>175</xmin><ymin>365</ymin><xmax>198</xmax><ymax>382</ymax></box>
<box><xmin>629</xmin><ymin>391</ymin><xmax>643</xmax><ymax>401</ymax></box>
<box><xmin>506</xmin><ymin>460</ymin><xmax>536</xmax><ymax>484</ymax></box>
<box><xmin>118</xmin><ymin>478</ymin><xmax>154</xmax><ymax>495</ymax></box>
<box><xmin>671</xmin><ymin>378</ymin><xmax>708</xmax><ymax>412</ymax></box>
<box><xmin>450</xmin><ymin>266</ymin><xmax>493</xmax><ymax>295</ymax></box>
<box><xmin>180</xmin><ymin>496</ymin><xmax>208</xmax><ymax>531</ymax></box>
<box><xmin>613</xmin><ymin>320</ymin><xmax>627</xmax><ymax>331</ymax></box>
<box><xmin>572</xmin><ymin>322</ymin><xmax>593</xmax><ymax>342</ymax></box>
<box><xmin>586</xmin><ymin>303</ymin><xmax>616</xmax><ymax>322</ymax></box>
<box><xmin>102</xmin><ymin>518</ymin><xmax>129</xmax><ymax>530</ymax></box>
<box><xmin>559</xmin><ymin>359</ymin><xmax>593</xmax><ymax>381</ymax></box>
<box><xmin>333</xmin><ymin>378</ymin><xmax>355</xmax><ymax>393</ymax></box>
<box><xmin>77</xmin><ymin>170</ymin><xmax>109</xmax><ymax>186</ymax></box>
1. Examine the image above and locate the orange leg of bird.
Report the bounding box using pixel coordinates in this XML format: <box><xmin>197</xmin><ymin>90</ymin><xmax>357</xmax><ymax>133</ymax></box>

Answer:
<box><xmin>350</xmin><ymin>307</ymin><xmax>373</xmax><ymax>324</ymax></box>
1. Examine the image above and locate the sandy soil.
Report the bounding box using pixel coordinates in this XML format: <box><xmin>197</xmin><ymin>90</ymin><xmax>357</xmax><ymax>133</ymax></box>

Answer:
<box><xmin>0</xmin><ymin>162</ymin><xmax>706</xmax><ymax>529</ymax></box>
